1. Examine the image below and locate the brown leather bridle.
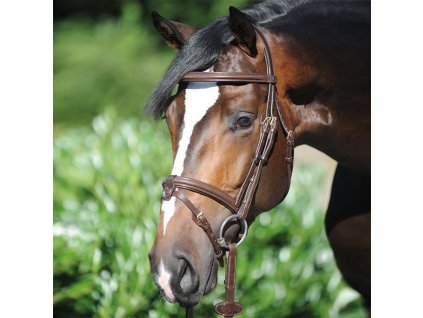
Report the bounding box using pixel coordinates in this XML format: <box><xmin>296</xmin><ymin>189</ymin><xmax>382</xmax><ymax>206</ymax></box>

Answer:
<box><xmin>161</xmin><ymin>28</ymin><xmax>294</xmax><ymax>317</ymax></box>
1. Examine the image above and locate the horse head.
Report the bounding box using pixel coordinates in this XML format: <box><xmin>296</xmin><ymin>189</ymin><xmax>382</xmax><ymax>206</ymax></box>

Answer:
<box><xmin>148</xmin><ymin>7</ymin><xmax>294</xmax><ymax>307</ymax></box>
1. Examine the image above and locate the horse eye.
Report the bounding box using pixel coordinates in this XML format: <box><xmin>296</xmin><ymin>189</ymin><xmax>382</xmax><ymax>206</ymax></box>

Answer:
<box><xmin>236</xmin><ymin>116</ymin><xmax>254</xmax><ymax>129</ymax></box>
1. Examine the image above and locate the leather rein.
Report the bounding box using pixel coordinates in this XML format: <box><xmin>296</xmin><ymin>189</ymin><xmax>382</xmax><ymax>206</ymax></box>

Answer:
<box><xmin>161</xmin><ymin>28</ymin><xmax>294</xmax><ymax>317</ymax></box>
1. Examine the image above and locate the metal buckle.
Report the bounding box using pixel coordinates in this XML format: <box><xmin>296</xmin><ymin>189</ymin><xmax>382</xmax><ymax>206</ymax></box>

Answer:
<box><xmin>261</xmin><ymin>116</ymin><xmax>270</xmax><ymax>126</ymax></box>
<box><xmin>286</xmin><ymin>130</ymin><xmax>294</xmax><ymax>144</ymax></box>
<box><xmin>261</xmin><ymin>116</ymin><xmax>277</xmax><ymax>127</ymax></box>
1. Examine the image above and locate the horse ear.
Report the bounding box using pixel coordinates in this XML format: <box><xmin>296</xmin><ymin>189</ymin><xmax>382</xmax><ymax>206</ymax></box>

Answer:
<box><xmin>228</xmin><ymin>6</ymin><xmax>257</xmax><ymax>57</ymax></box>
<box><xmin>151</xmin><ymin>11</ymin><xmax>196</xmax><ymax>50</ymax></box>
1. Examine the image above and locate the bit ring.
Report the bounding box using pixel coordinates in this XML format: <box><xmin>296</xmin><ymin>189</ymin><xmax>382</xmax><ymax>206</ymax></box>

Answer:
<box><xmin>219</xmin><ymin>214</ymin><xmax>248</xmax><ymax>247</ymax></box>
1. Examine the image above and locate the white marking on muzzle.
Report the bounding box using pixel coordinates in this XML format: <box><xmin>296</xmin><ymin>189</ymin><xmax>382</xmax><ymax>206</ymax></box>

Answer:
<box><xmin>162</xmin><ymin>70</ymin><xmax>219</xmax><ymax>235</ymax></box>
<box><xmin>157</xmin><ymin>260</ymin><xmax>175</xmax><ymax>302</ymax></box>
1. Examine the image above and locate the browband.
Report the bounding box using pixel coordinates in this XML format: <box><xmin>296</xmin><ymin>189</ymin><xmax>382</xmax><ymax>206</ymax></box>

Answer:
<box><xmin>181</xmin><ymin>72</ymin><xmax>277</xmax><ymax>84</ymax></box>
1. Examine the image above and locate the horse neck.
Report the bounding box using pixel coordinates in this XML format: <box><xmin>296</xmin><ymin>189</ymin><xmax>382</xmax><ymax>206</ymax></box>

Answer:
<box><xmin>267</xmin><ymin>29</ymin><xmax>370</xmax><ymax>173</ymax></box>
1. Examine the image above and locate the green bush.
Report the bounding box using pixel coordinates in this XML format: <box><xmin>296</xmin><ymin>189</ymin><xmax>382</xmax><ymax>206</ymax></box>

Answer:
<box><xmin>54</xmin><ymin>3</ymin><xmax>174</xmax><ymax>127</ymax></box>
<box><xmin>53</xmin><ymin>112</ymin><xmax>366</xmax><ymax>317</ymax></box>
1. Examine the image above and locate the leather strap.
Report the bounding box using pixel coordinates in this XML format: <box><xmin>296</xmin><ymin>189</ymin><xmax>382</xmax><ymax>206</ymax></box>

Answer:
<box><xmin>171</xmin><ymin>189</ymin><xmax>225</xmax><ymax>265</ymax></box>
<box><xmin>214</xmin><ymin>243</ymin><xmax>243</xmax><ymax>317</ymax></box>
<box><xmin>163</xmin><ymin>176</ymin><xmax>225</xmax><ymax>264</ymax></box>
<box><xmin>164</xmin><ymin>175</ymin><xmax>238</xmax><ymax>212</ymax></box>
<box><xmin>185</xmin><ymin>306</ymin><xmax>193</xmax><ymax>318</ymax></box>
<box><xmin>181</xmin><ymin>72</ymin><xmax>276</xmax><ymax>84</ymax></box>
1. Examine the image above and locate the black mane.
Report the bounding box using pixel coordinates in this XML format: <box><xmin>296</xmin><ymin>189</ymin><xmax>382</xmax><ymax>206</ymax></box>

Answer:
<box><xmin>146</xmin><ymin>0</ymin><xmax>370</xmax><ymax>119</ymax></box>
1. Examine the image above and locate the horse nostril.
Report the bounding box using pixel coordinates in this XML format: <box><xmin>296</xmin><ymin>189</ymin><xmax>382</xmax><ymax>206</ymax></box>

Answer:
<box><xmin>178</xmin><ymin>257</ymin><xmax>199</xmax><ymax>295</ymax></box>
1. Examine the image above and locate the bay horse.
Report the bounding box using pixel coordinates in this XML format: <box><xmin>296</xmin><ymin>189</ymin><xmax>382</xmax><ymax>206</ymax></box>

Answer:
<box><xmin>147</xmin><ymin>0</ymin><xmax>370</xmax><ymax>316</ymax></box>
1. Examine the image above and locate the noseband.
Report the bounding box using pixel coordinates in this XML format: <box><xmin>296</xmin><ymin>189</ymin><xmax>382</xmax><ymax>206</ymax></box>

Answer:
<box><xmin>161</xmin><ymin>28</ymin><xmax>294</xmax><ymax>317</ymax></box>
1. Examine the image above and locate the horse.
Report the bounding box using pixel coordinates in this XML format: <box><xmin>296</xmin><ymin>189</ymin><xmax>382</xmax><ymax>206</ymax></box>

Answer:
<box><xmin>147</xmin><ymin>0</ymin><xmax>370</xmax><ymax>316</ymax></box>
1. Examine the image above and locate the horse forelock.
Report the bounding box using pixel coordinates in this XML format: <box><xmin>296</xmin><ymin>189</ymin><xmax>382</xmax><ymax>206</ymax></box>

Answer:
<box><xmin>145</xmin><ymin>20</ymin><xmax>229</xmax><ymax>120</ymax></box>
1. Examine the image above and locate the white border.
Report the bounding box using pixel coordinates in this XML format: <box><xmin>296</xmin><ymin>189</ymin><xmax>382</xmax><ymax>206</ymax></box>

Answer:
<box><xmin>372</xmin><ymin>0</ymin><xmax>423</xmax><ymax>316</ymax></box>
<box><xmin>0</xmin><ymin>0</ymin><xmax>52</xmax><ymax>316</ymax></box>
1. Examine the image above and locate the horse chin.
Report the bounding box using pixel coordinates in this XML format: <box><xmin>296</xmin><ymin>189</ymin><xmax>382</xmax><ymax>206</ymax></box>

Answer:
<box><xmin>176</xmin><ymin>293</ymin><xmax>201</xmax><ymax>308</ymax></box>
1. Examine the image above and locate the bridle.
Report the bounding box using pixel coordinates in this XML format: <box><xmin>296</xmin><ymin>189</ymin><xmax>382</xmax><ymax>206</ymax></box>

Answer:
<box><xmin>161</xmin><ymin>28</ymin><xmax>294</xmax><ymax>317</ymax></box>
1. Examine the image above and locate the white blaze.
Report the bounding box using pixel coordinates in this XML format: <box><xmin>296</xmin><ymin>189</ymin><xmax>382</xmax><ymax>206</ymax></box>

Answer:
<box><xmin>162</xmin><ymin>71</ymin><xmax>219</xmax><ymax>235</ymax></box>
<box><xmin>157</xmin><ymin>260</ymin><xmax>175</xmax><ymax>301</ymax></box>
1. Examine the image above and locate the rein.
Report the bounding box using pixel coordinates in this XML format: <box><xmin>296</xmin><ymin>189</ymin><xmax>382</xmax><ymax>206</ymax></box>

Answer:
<box><xmin>161</xmin><ymin>28</ymin><xmax>294</xmax><ymax>317</ymax></box>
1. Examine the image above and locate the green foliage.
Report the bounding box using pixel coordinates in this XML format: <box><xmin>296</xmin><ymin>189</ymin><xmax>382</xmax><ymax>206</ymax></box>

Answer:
<box><xmin>54</xmin><ymin>2</ymin><xmax>173</xmax><ymax>127</ymax></box>
<box><xmin>54</xmin><ymin>112</ymin><xmax>366</xmax><ymax>317</ymax></box>
<box><xmin>54</xmin><ymin>111</ymin><xmax>171</xmax><ymax>317</ymax></box>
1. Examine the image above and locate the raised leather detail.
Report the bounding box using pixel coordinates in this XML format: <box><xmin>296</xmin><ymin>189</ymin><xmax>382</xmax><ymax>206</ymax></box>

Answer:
<box><xmin>181</xmin><ymin>72</ymin><xmax>277</xmax><ymax>84</ymax></box>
